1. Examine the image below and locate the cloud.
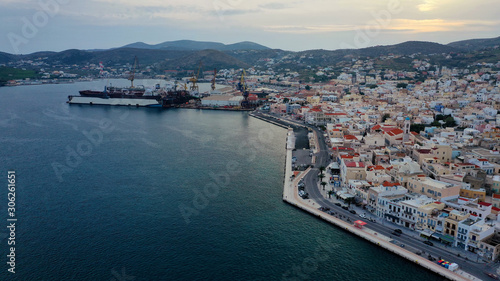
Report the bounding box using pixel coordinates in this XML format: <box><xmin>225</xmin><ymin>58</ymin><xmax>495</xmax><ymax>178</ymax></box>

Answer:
<box><xmin>417</xmin><ymin>0</ymin><xmax>440</xmax><ymax>12</ymax></box>
<box><xmin>390</xmin><ymin>19</ymin><xmax>500</xmax><ymax>33</ymax></box>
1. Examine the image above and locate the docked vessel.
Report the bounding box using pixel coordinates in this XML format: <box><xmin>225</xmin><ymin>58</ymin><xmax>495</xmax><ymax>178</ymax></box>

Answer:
<box><xmin>68</xmin><ymin>85</ymin><xmax>192</xmax><ymax>108</ymax></box>
<box><xmin>79</xmin><ymin>85</ymin><xmax>147</xmax><ymax>98</ymax></box>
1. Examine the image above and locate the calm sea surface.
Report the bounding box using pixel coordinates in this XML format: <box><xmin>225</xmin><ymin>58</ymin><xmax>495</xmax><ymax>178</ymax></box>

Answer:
<box><xmin>0</xmin><ymin>80</ymin><xmax>444</xmax><ymax>280</ymax></box>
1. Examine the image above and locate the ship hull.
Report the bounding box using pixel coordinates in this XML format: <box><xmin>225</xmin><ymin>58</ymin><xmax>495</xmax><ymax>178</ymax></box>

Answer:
<box><xmin>67</xmin><ymin>96</ymin><xmax>161</xmax><ymax>107</ymax></box>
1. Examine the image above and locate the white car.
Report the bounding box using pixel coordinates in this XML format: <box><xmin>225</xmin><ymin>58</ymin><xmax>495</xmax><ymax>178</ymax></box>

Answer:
<box><xmin>359</xmin><ymin>214</ymin><xmax>367</xmax><ymax>219</ymax></box>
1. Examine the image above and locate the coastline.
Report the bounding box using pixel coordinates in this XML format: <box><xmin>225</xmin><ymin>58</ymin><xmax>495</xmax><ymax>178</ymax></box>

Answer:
<box><xmin>250</xmin><ymin>113</ymin><xmax>479</xmax><ymax>281</ymax></box>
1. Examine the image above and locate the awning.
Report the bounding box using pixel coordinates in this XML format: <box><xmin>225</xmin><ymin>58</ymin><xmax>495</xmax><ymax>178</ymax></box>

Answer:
<box><xmin>385</xmin><ymin>213</ymin><xmax>399</xmax><ymax>220</ymax></box>
<box><xmin>419</xmin><ymin>229</ymin><xmax>433</xmax><ymax>237</ymax></box>
<box><xmin>441</xmin><ymin>234</ymin><xmax>455</xmax><ymax>243</ymax></box>
<box><xmin>431</xmin><ymin>233</ymin><xmax>442</xmax><ymax>239</ymax></box>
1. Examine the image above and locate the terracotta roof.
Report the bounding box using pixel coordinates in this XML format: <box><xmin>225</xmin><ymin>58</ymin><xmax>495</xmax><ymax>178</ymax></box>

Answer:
<box><xmin>382</xmin><ymin>181</ymin><xmax>400</xmax><ymax>187</ymax></box>
<box><xmin>344</xmin><ymin>135</ymin><xmax>358</xmax><ymax>140</ymax></box>
<box><xmin>367</xmin><ymin>165</ymin><xmax>385</xmax><ymax>171</ymax></box>
<box><xmin>479</xmin><ymin>202</ymin><xmax>492</xmax><ymax>207</ymax></box>
<box><xmin>345</xmin><ymin>161</ymin><xmax>365</xmax><ymax>168</ymax></box>
<box><xmin>325</xmin><ymin>112</ymin><xmax>347</xmax><ymax>116</ymax></box>
<box><xmin>386</xmin><ymin>128</ymin><xmax>404</xmax><ymax>136</ymax></box>
<box><xmin>493</xmin><ymin>194</ymin><xmax>500</xmax><ymax>199</ymax></box>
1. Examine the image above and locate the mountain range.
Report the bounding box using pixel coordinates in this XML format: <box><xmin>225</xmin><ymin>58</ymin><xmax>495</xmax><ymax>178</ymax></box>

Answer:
<box><xmin>121</xmin><ymin>40</ymin><xmax>270</xmax><ymax>51</ymax></box>
<box><xmin>1</xmin><ymin>36</ymin><xmax>499</xmax><ymax>72</ymax></box>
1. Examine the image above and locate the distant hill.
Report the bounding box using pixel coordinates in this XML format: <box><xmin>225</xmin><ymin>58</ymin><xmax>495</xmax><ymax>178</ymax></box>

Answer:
<box><xmin>121</xmin><ymin>40</ymin><xmax>270</xmax><ymax>51</ymax></box>
<box><xmin>158</xmin><ymin>49</ymin><xmax>250</xmax><ymax>71</ymax></box>
<box><xmin>15</xmin><ymin>48</ymin><xmax>192</xmax><ymax>66</ymax></box>
<box><xmin>0</xmin><ymin>51</ymin><xmax>16</xmax><ymax>64</ymax></box>
<box><xmin>354</xmin><ymin>41</ymin><xmax>458</xmax><ymax>56</ymax></box>
<box><xmin>448</xmin><ymin>36</ymin><xmax>500</xmax><ymax>51</ymax></box>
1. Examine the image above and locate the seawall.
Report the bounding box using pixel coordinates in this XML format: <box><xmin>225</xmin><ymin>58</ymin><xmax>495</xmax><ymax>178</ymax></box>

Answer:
<box><xmin>263</xmin><ymin>116</ymin><xmax>478</xmax><ymax>281</ymax></box>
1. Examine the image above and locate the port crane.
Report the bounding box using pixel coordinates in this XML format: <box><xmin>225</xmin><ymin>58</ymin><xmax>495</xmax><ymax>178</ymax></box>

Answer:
<box><xmin>128</xmin><ymin>56</ymin><xmax>138</xmax><ymax>88</ymax></box>
<box><xmin>189</xmin><ymin>62</ymin><xmax>202</xmax><ymax>92</ymax></box>
<box><xmin>238</xmin><ymin>70</ymin><xmax>250</xmax><ymax>108</ymax></box>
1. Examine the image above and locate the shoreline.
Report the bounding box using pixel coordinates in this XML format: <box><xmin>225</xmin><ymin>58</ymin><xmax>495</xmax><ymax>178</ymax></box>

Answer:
<box><xmin>250</xmin><ymin>113</ymin><xmax>477</xmax><ymax>281</ymax></box>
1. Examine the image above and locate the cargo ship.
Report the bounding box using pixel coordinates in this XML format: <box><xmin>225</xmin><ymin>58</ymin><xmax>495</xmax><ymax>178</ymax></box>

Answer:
<box><xmin>79</xmin><ymin>85</ymin><xmax>147</xmax><ymax>98</ymax></box>
<box><xmin>68</xmin><ymin>83</ymin><xmax>193</xmax><ymax>108</ymax></box>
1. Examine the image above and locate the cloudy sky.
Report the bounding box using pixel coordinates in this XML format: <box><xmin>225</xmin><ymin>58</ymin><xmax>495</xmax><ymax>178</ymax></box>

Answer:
<box><xmin>1</xmin><ymin>0</ymin><xmax>499</xmax><ymax>54</ymax></box>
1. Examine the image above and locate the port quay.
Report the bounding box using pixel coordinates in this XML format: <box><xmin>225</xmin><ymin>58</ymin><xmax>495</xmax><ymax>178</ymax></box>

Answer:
<box><xmin>250</xmin><ymin>113</ymin><xmax>480</xmax><ymax>281</ymax></box>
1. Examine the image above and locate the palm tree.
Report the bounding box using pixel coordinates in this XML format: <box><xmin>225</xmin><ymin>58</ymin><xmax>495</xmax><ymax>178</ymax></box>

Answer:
<box><xmin>327</xmin><ymin>190</ymin><xmax>334</xmax><ymax>198</ymax></box>
<box><xmin>345</xmin><ymin>197</ymin><xmax>355</xmax><ymax>208</ymax></box>
<box><xmin>321</xmin><ymin>181</ymin><xmax>327</xmax><ymax>190</ymax></box>
<box><xmin>319</xmin><ymin>166</ymin><xmax>326</xmax><ymax>175</ymax></box>
<box><xmin>318</xmin><ymin>173</ymin><xmax>325</xmax><ymax>182</ymax></box>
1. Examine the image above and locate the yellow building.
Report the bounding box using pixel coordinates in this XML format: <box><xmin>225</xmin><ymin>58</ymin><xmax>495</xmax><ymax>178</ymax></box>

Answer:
<box><xmin>444</xmin><ymin>210</ymin><xmax>469</xmax><ymax>238</ymax></box>
<box><xmin>460</xmin><ymin>187</ymin><xmax>486</xmax><ymax>201</ymax></box>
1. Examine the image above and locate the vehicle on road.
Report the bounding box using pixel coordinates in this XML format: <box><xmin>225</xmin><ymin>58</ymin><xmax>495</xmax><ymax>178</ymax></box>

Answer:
<box><xmin>349</xmin><ymin>210</ymin><xmax>356</xmax><ymax>214</ymax></box>
<box><xmin>484</xmin><ymin>272</ymin><xmax>499</xmax><ymax>280</ymax></box>
<box><xmin>342</xmin><ymin>206</ymin><xmax>348</xmax><ymax>210</ymax></box>
<box><xmin>423</xmin><ymin>240</ymin><xmax>434</xmax><ymax>246</ymax></box>
<box><xmin>359</xmin><ymin>213</ymin><xmax>366</xmax><ymax>219</ymax></box>
<box><xmin>334</xmin><ymin>203</ymin><xmax>341</xmax><ymax>207</ymax></box>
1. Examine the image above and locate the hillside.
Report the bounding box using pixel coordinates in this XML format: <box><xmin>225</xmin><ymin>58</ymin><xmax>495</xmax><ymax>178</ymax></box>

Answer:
<box><xmin>355</xmin><ymin>41</ymin><xmax>458</xmax><ymax>56</ymax></box>
<box><xmin>0</xmin><ymin>67</ymin><xmax>39</xmax><ymax>85</ymax></box>
<box><xmin>448</xmin><ymin>36</ymin><xmax>500</xmax><ymax>51</ymax></box>
<box><xmin>157</xmin><ymin>49</ymin><xmax>250</xmax><ymax>71</ymax></box>
<box><xmin>121</xmin><ymin>40</ymin><xmax>270</xmax><ymax>51</ymax></box>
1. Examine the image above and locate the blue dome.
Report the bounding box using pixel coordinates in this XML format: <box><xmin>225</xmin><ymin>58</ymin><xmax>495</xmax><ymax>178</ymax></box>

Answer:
<box><xmin>405</xmin><ymin>117</ymin><xmax>410</xmax><ymax>121</ymax></box>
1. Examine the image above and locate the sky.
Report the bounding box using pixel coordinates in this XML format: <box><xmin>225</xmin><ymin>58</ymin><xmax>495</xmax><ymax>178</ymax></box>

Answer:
<box><xmin>1</xmin><ymin>0</ymin><xmax>499</xmax><ymax>54</ymax></box>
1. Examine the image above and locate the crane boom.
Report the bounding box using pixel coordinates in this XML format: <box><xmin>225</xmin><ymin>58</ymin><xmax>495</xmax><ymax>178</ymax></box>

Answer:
<box><xmin>211</xmin><ymin>68</ymin><xmax>217</xmax><ymax>91</ymax></box>
<box><xmin>128</xmin><ymin>56</ymin><xmax>138</xmax><ymax>88</ymax></box>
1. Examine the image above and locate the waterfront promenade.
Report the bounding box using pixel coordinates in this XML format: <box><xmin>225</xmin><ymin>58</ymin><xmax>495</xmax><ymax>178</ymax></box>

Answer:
<box><xmin>280</xmin><ymin>129</ymin><xmax>478</xmax><ymax>280</ymax></box>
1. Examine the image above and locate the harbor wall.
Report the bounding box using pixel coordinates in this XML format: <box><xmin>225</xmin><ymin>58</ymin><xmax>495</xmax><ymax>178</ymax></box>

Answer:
<box><xmin>276</xmin><ymin>119</ymin><xmax>473</xmax><ymax>281</ymax></box>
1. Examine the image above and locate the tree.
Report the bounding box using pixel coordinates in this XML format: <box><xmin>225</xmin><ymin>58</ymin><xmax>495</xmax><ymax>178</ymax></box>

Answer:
<box><xmin>381</xmin><ymin>113</ymin><xmax>391</xmax><ymax>123</ymax></box>
<box><xmin>431</xmin><ymin>120</ymin><xmax>441</xmax><ymax>127</ymax></box>
<box><xmin>305</xmin><ymin>85</ymin><xmax>311</xmax><ymax>91</ymax></box>
<box><xmin>318</xmin><ymin>173</ymin><xmax>325</xmax><ymax>182</ymax></box>
<box><xmin>327</xmin><ymin>190</ymin><xmax>334</xmax><ymax>199</ymax></box>
<box><xmin>321</xmin><ymin>181</ymin><xmax>327</xmax><ymax>191</ymax></box>
<box><xmin>444</xmin><ymin>116</ymin><xmax>457</xmax><ymax>127</ymax></box>
<box><xmin>396</xmin><ymin>83</ymin><xmax>408</xmax><ymax>89</ymax></box>
<box><xmin>410</xmin><ymin>123</ymin><xmax>426</xmax><ymax>133</ymax></box>
<box><xmin>283</xmin><ymin>98</ymin><xmax>289</xmax><ymax>103</ymax></box>
<box><xmin>345</xmin><ymin>197</ymin><xmax>355</xmax><ymax>208</ymax></box>
<box><xmin>319</xmin><ymin>166</ymin><xmax>326</xmax><ymax>175</ymax></box>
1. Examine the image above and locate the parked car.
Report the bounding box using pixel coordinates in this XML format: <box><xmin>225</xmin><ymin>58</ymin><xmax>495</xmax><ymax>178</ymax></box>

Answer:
<box><xmin>334</xmin><ymin>203</ymin><xmax>341</xmax><ymax>206</ymax></box>
<box><xmin>349</xmin><ymin>210</ymin><xmax>356</xmax><ymax>214</ymax></box>
<box><xmin>342</xmin><ymin>206</ymin><xmax>349</xmax><ymax>210</ymax></box>
<box><xmin>359</xmin><ymin>213</ymin><xmax>366</xmax><ymax>219</ymax></box>
<box><xmin>423</xmin><ymin>240</ymin><xmax>434</xmax><ymax>246</ymax></box>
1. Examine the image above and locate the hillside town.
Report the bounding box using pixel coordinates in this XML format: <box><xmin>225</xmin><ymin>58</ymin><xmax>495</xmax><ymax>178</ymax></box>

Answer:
<box><xmin>4</xmin><ymin>47</ymin><xmax>500</xmax><ymax>264</ymax></box>
<box><xmin>244</xmin><ymin>62</ymin><xmax>500</xmax><ymax>265</ymax></box>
